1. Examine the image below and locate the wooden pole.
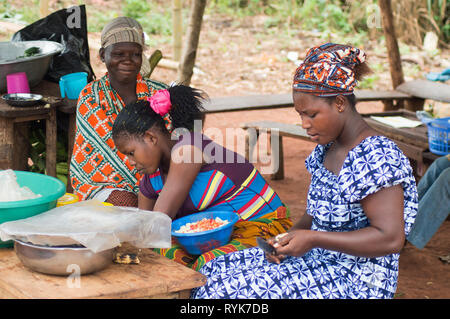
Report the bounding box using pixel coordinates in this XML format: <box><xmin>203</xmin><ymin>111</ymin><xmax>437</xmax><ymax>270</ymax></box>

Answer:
<box><xmin>379</xmin><ymin>0</ymin><xmax>423</xmax><ymax>111</ymax></box>
<box><xmin>172</xmin><ymin>0</ymin><xmax>183</xmax><ymax>62</ymax></box>
<box><xmin>177</xmin><ymin>0</ymin><xmax>207</xmax><ymax>85</ymax></box>
<box><xmin>378</xmin><ymin>0</ymin><xmax>404</xmax><ymax>88</ymax></box>
<box><xmin>39</xmin><ymin>0</ymin><xmax>49</xmax><ymax>18</ymax></box>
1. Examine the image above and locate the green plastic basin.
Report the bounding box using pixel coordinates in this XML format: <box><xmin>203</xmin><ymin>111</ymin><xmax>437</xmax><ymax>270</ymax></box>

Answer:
<box><xmin>0</xmin><ymin>171</ymin><xmax>66</xmax><ymax>248</ymax></box>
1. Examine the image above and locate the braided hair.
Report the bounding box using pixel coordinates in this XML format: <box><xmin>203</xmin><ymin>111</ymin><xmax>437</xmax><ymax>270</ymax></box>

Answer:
<box><xmin>112</xmin><ymin>84</ymin><xmax>207</xmax><ymax>141</ymax></box>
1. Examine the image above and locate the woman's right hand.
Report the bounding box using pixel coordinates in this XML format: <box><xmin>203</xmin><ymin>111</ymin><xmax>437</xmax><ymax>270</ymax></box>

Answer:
<box><xmin>265</xmin><ymin>230</ymin><xmax>315</xmax><ymax>263</ymax></box>
<box><xmin>264</xmin><ymin>233</ymin><xmax>289</xmax><ymax>264</ymax></box>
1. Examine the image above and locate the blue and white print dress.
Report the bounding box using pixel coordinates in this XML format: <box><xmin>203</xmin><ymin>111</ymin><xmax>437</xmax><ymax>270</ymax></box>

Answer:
<box><xmin>192</xmin><ymin>135</ymin><xmax>418</xmax><ymax>299</ymax></box>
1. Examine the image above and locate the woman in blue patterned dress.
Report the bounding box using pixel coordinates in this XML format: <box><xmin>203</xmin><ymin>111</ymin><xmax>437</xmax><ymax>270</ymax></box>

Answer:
<box><xmin>191</xmin><ymin>43</ymin><xmax>418</xmax><ymax>299</ymax></box>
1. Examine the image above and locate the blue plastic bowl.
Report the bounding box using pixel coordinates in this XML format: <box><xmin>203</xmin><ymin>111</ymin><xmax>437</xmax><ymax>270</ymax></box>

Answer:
<box><xmin>0</xmin><ymin>171</ymin><xmax>66</xmax><ymax>248</ymax></box>
<box><xmin>171</xmin><ymin>211</ymin><xmax>240</xmax><ymax>255</ymax></box>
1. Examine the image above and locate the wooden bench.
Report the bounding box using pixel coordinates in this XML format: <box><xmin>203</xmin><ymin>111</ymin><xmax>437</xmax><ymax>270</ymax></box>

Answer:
<box><xmin>240</xmin><ymin>121</ymin><xmax>309</xmax><ymax>180</ymax></box>
<box><xmin>396</xmin><ymin>79</ymin><xmax>450</xmax><ymax>104</ymax></box>
<box><xmin>203</xmin><ymin>89</ymin><xmax>414</xmax><ymax>113</ymax></box>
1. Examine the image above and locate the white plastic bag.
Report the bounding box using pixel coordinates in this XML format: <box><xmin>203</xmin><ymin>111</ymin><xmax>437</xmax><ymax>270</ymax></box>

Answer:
<box><xmin>0</xmin><ymin>200</ymin><xmax>172</xmax><ymax>252</ymax></box>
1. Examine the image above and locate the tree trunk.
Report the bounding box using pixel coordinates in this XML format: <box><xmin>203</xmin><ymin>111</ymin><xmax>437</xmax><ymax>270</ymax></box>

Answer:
<box><xmin>378</xmin><ymin>0</ymin><xmax>404</xmax><ymax>90</ymax></box>
<box><xmin>177</xmin><ymin>0</ymin><xmax>207</xmax><ymax>85</ymax></box>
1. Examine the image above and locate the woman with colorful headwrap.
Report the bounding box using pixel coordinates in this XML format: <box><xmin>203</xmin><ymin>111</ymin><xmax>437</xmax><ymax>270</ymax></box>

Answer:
<box><xmin>191</xmin><ymin>43</ymin><xmax>418</xmax><ymax>299</ymax></box>
<box><xmin>111</xmin><ymin>84</ymin><xmax>292</xmax><ymax>271</ymax></box>
<box><xmin>69</xmin><ymin>17</ymin><xmax>167</xmax><ymax>206</ymax></box>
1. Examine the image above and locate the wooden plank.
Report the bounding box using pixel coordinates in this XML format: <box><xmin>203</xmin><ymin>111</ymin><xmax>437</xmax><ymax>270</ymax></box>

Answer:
<box><xmin>204</xmin><ymin>94</ymin><xmax>293</xmax><ymax>113</ymax></box>
<box><xmin>204</xmin><ymin>90</ymin><xmax>413</xmax><ymax>113</ymax></box>
<box><xmin>396</xmin><ymin>80</ymin><xmax>450</xmax><ymax>103</ymax></box>
<box><xmin>0</xmin><ymin>244</ymin><xmax>206</xmax><ymax>299</ymax></box>
<box><xmin>354</xmin><ymin>89</ymin><xmax>412</xmax><ymax>101</ymax></box>
<box><xmin>241</xmin><ymin>121</ymin><xmax>310</xmax><ymax>140</ymax></box>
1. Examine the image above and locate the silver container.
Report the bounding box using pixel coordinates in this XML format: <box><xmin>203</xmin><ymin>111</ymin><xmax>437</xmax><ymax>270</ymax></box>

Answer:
<box><xmin>0</xmin><ymin>41</ymin><xmax>64</xmax><ymax>93</ymax></box>
<box><xmin>14</xmin><ymin>240</ymin><xmax>114</xmax><ymax>276</ymax></box>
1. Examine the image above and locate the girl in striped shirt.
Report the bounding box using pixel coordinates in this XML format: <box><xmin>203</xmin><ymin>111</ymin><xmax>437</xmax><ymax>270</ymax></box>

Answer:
<box><xmin>112</xmin><ymin>85</ymin><xmax>292</xmax><ymax>270</ymax></box>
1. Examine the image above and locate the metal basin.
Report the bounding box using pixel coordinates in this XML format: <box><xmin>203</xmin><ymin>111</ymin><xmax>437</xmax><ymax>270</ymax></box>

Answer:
<box><xmin>14</xmin><ymin>240</ymin><xmax>114</xmax><ymax>276</ymax></box>
<box><xmin>0</xmin><ymin>41</ymin><xmax>63</xmax><ymax>93</ymax></box>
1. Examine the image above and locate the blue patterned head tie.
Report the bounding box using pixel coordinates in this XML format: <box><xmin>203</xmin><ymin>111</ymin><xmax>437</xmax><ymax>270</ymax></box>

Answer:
<box><xmin>293</xmin><ymin>43</ymin><xmax>366</xmax><ymax>97</ymax></box>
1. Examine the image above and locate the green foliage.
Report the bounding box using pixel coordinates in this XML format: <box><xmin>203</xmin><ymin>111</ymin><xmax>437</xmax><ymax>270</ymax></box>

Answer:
<box><xmin>123</xmin><ymin>0</ymin><xmax>150</xmax><ymax>19</ymax></box>
<box><xmin>0</xmin><ymin>0</ymin><xmax>40</xmax><ymax>24</ymax></box>
<box><xmin>296</xmin><ymin>0</ymin><xmax>352</xmax><ymax>34</ymax></box>
<box><xmin>121</xmin><ymin>0</ymin><xmax>173</xmax><ymax>37</ymax></box>
<box><xmin>425</xmin><ymin>0</ymin><xmax>450</xmax><ymax>43</ymax></box>
<box><xmin>28</xmin><ymin>125</ymin><xmax>69</xmax><ymax>186</ymax></box>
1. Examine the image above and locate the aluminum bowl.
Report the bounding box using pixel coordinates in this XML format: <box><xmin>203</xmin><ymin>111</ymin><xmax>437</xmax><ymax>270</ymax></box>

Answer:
<box><xmin>0</xmin><ymin>41</ymin><xmax>64</xmax><ymax>93</ymax></box>
<box><xmin>2</xmin><ymin>93</ymin><xmax>43</xmax><ymax>107</ymax></box>
<box><xmin>14</xmin><ymin>240</ymin><xmax>114</xmax><ymax>276</ymax></box>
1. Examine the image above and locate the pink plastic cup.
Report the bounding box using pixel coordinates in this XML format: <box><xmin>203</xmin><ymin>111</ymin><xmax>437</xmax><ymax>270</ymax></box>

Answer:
<box><xmin>6</xmin><ymin>72</ymin><xmax>30</xmax><ymax>94</ymax></box>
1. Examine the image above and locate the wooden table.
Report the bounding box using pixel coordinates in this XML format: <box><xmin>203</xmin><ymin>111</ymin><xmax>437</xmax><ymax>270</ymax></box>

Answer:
<box><xmin>362</xmin><ymin>109</ymin><xmax>440</xmax><ymax>178</ymax></box>
<box><xmin>0</xmin><ymin>243</ymin><xmax>206</xmax><ymax>299</ymax></box>
<box><xmin>0</xmin><ymin>95</ymin><xmax>61</xmax><ymax>177</ymax></box>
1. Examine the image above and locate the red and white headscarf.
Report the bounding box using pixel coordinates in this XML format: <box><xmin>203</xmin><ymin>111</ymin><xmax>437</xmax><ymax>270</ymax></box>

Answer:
<box><xmin>293</xmin><ymin>43</ymin><xmax>366</xmax><ymax>97</ymax></box>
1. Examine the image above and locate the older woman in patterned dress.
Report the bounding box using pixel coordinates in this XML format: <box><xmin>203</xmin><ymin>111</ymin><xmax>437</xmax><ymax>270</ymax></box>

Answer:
<box><xmin>69</xmin><ymin>17</ymin><xmax>166</xmax><ymax>206</ymax></box>
<box><xmin>191</xmin><ymin>43</ymin><xmax>418</xmax><ymax>299</ymax></box>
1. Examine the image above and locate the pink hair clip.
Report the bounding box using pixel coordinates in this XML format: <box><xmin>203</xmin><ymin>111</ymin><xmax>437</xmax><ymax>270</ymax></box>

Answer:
<box><xmin>146</xmin><ymin>89</ymin><xmax>171</xmax><ymax>115</ymax></box>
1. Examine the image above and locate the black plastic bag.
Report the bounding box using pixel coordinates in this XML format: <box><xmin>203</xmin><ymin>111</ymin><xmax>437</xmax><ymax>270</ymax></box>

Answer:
<box><xmin>11</xmin><ymin>5</ymin><xmax>95</xmax><ymax>82</ymax></box>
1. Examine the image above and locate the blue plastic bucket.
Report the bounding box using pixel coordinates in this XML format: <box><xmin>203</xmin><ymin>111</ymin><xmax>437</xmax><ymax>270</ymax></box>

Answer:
<box><xmin>59</xmin><ymin>72</ymin><xmax>88</xmax><ymax>100</ymax></box>
<box><xmin>426</xmin><ymin>117</ymin><xmax>450</xmax><ymax>155</ymax></box>
<box><xmin>171</xmin><ymin>211</ymin><xmax>240</xmax><ymax>255</ymax></box>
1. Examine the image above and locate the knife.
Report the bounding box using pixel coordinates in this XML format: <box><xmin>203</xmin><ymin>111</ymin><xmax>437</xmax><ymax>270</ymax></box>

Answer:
<box><xmin>256</xmin><ymin>237</ymin><xmax>277</xmax><ymax>255</ymax></box>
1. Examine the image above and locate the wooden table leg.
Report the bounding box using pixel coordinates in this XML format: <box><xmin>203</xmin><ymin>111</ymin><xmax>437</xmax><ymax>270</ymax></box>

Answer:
<box><xmin>65</xmin><ymin>113</ymin><xmax>76</xmax><ymax>193</ymax></box>
<box><xmin>45</xmin><ymin>107</ymin><xmax>57</xmax><ymax>177</ymax></box>
<box><xmin>0</xmin><ymin>117</ymin><xmax>14</xmax><ymax>170</ymax></box>
<box><xmin>13</xmin><ymin>122</ymin><xmax>30</xmax><ymax>171</ymax></box>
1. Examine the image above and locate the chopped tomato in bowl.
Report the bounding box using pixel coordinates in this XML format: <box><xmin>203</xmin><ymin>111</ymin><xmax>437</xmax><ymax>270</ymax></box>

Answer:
<box><xmin>171</xmin><ymin>211</ymin><xmax>240</xmax><ymax>255</ymax></box>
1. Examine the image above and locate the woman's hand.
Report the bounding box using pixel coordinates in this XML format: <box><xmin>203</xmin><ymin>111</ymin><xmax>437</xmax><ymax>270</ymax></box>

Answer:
<box><xmin>264</xmin><ymin>231</ymin><xmax>315</xmax><ymax>264</ymax></box>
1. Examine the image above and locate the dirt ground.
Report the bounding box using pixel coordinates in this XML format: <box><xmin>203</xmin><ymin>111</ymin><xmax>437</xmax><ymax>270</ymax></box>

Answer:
<box><xmin>2</xmin><ymin>3</ymin><xmax>449</xmax><ymax>299</ymax></box>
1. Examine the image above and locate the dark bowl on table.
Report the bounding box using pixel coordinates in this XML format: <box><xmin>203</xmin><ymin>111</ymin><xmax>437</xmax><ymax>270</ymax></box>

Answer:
<box><xmin>2</xmin><ymin>93</ymin><xmax>43</xmax><ymax>107</ymax></box>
